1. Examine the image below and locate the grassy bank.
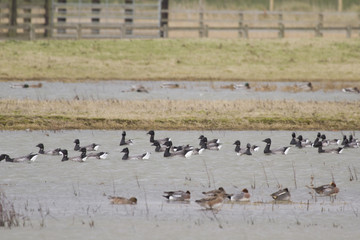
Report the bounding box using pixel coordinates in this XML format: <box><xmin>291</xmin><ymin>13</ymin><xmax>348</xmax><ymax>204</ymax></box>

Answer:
<box><xmin>1</xmin><ymin>99</ymin><xmax>359</xmax><ymax>130</ymax></box>
<box><xmin>1</xmin><ymin>39</ymin><xmax>360</xmax><ymax>82</ymax></box>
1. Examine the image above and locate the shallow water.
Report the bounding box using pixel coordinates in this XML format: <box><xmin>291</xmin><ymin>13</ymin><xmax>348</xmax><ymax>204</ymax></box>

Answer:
<box><xmin>1</xmin><ymin>130</ymin><xmax>359</xmax><ymax>239</ymax></box>
<box><xmin>1</xmin><ymin>80</ymin><xmax>359</xmax><ymax>101</ymax></box>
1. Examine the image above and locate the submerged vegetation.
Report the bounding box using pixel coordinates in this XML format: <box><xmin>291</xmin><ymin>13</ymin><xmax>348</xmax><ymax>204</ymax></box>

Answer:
<box><xmin>0</xmin><ymin>99</ymin><xmax>359</xmax><ymax>130</ymax></box>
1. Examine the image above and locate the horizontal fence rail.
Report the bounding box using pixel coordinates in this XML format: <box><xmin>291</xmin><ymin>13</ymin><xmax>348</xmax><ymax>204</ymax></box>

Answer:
<box><xmin>1</xmin><ymin>0</ymin><xmax>360</xmax><ymax>39</ymax></box>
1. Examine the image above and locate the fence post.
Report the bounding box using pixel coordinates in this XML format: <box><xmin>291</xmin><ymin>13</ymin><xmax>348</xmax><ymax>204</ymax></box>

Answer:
<box><xmin>44</xmin><ymin>0</ymin><xmax>52</xmax><ymax>37</ymax></box>
<box><xmin>244</xmin><ymin>24</ymin><xmax>248</xmax><ymax>39</ymax></box>
<box><xmin>28</xmin><ymin>24</ymin><xmax>35</xmax><ymax>40</ymax></box>
<box><xmin>160</xmin><ymin>0</ymin><xmax>168</xmax><ymax>38</ymax></box>
<box><xmin>238</xmin><ymin>12</ymin><xmax>243</xmax><ymax>38</ymax></box>
<box><xmin>315</xmin><ymin>13</ymin><xmax>323</xmax><ymax>37</ymax></box>
<box><xmin>338</xmin><ymin>0</ymin><xmax>343</xmax><ymax>12</ymax></box>
<box><xmin>124</xmin><ymin>0</ymin><xmax>133</xmax><ymax>36</ymax></box>
<box><xmin>23</xmin><ymin>0</ymin><xmax>31</xmax><ymax>35</ymax></box>
<box><xmin>346</xmin><ymin>26</ymin><xmax>351</xmax><ymax>38</ymax></box>
<box><xmin>9</xmin><ymin>0</ymin><xmax>17</xmax><ymax>37</ymax></box>
<box><xmin>199</xmin><ymin>9</ymin><xmax>204</xmax><ymax>37</ymax></box>
<box><xmin>76</xmin><ymin>24</ymin><xmax>82</xmax><ymax>39</ymax></box>
<box><xmin>278</xmin><ymin>13</ymin><xmax>284</xmax><ymax>38</ymax></box>
<box><xmin>57</xmin><ymin>0</ymin><xmax>67</xmax><ymax>34</ymax></box>
<box><xmin>269</xmin><ymin>0</ymin><xmax>274</xmax><ymax>11</ymax></box>
<box><xmin>91</xmin><ymin>0</ymin><xmax>100</xmax><ymax>34</ymax></box>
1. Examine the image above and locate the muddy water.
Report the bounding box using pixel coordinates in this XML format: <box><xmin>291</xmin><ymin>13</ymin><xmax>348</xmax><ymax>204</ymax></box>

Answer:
<box><xmin>1</xmin><ymin>80</ymin><xmax>359</xmax><ymax>101</ymax></box>
<box><xmin>1</xmin><ymin>130</ymin><xmax>359</xmax><ymax>239</ymax></box>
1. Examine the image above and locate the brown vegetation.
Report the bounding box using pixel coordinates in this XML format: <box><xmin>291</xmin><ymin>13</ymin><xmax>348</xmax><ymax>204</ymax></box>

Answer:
<box><xmin>0</xmin><ymin>99</ymin><xmax>359</xmax><ymax>130</ymax></box>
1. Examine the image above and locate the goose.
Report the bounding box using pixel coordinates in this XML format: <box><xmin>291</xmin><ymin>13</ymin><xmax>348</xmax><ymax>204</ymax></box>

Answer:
<box><xmin>307</xmin><ymin>182</ymin><xmax>339</xmax><ymax>197</ymax></box>
<box><xmin>195</xmin><ymin>192</ymin><xmax>227</xmax><ymax>210</ymax></box>
<box><xmin>295</xmin><ymin>135</ymin><xmax>312</xmax><ymax>148</ymax></box>
<box><xmin>227</xmin><ymin>188</ymin><xmax>251</xmax><ymax>202</ymax></box>
<box><xmin>74</xmin><ymin>139</ymin><xmax>99</xmax><ymax>151</ymax></box>
<box><xmin>60</xmin><ymin>148</ymin><xmax>87</xmax><ymax>162</ymax></box>
<box><xmin>270</xmin><ymin>188</ymin><xmax>291</xmax><ymax>201</ymax></box>
<box><xmin>313</xmin><ymin>132</ymin><xmax>322</xmax><ymax>148</ymax></box>
<box><xmin>198</xmin><ymin>135</ymin><xmax>220</xmax><ymax>145</ymax></box>
<box><xmin>342</xmin><ymin>138</ymin><xmax>359</xmax><ymax>148</ymax></box>
<box><xmin>163</xmin><ymin>141</ymin><xmax>193</xmax><ymax>158</ymax></box>
<box><xmin>36</xmin><ymin>143</ymin><xmax>61</xmax><ymax>155</ymax></box>
<box><xmin>147</xmin><ymin>130</ymin><xmax>171</xmax><ymax>145</ymax></box>
<box><xmin>317</xmin><ymin>144</ymin><xmax>343</xmax><ymax>154</ymax></box>
<box><xmin>163</xmin><ymin>190</ymin><xmax>191</xmax><ymax>201</ymax></box>
<box><xmin>119</xmin><ymin>131</ymin><xmax>134</xmax><ymax>146</ymax></box>
<box><xmin>87</xmin><ymin>152</ymin><xmax>108</xmax><ymax>159</ymax></box>
<box><xmin>152</xmin><ymin>140</ymin><xmax>167</xmax><ymax>152</ymax></box>
<box><xmin>0</xmin><ymin>153</ymin><xmax>38</xmax><ymax>163</ymax></box>
<box><xmin>290</xmin><ymin>132</ymin><xmax>297</xmax><ymax>145</ymax></box>
<box><xmin>234</xmin><ymin>141</ymin><xmax>252</xmax><ymax>156</ymax></box>
<box><xmin>200</xmin><ymin>137</ymin><xmax>222</xmax><ymax>151</ymax></box>
<box><xmin>263</xmin><ymin>138</ymin><xmax>290</xmax><ymax>155</ymax></box>
<box><xmin>121</xmin><ymin>147</ymin><xmax>150</xmax><ymax>160</ymax></box>
<box><xmin>108</xmin><ymin>196</ymin><xmax>137</xmax><ymax>205</ymax></box>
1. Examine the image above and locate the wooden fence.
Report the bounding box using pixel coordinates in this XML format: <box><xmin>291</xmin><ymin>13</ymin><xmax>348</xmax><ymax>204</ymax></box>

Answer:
<box><xmin>1</xmin><ymin>0</ymin><xmax>360</xmax><ymax>40</ymax></box>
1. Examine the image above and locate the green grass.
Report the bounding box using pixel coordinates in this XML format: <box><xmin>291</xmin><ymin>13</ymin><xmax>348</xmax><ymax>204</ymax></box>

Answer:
<box><xmin>1</xmin><ymin>39</ymin><xmax>360</xmax><ymax>82</ymax></box>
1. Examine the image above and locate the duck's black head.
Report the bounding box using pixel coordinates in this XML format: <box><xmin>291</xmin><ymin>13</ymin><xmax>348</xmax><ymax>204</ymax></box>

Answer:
<box><xmin>147</xmin><ymin>130</ymin><xmax>155</xmax><ymax>136</ymax></box>
<box><xmin>198</xmin><ymin>135</ymin><xmax>205</xmax><ymax>140</ymax></box>
<box><xmin>297</xmin><ymin>135</ymin><xmax>303</xmax><ymax>141</ymax></box>
<box><xmin>74</xmin><ymin>139</ymin><xmax>80</xmax><ymax>144</ymax></box>
<box><xmin>292</xmin><ymin>132</ymin><xmax>296</xmax><ymax>138</ymax></box>
<box><xmin>80</xmin><ymin>147</ymin><xmax>87</xmax><ymax>153</ymax></box>
<box><xmin>321</xmin><ymin>134</ymin><xmax>326</xmax><ymax>140</ymax></box>
<box><xmin>122</xmin><ymin>131</ymin><xmax>126</xmax><ymax>136</ymax></box>
<box><xmin>246</xmin><ymin>143</ymin><xmax>251</xmax><ymax>148</ymax></box>
<box><xmin>263</xmin><ymin>138</ymin><xmax>271</xmax><ymax>144</ymax></box>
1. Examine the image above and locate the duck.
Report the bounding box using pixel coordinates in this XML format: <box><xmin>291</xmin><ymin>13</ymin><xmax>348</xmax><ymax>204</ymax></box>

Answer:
<box><xmin>163</xmin><ymin>190</ymin><xmax>191</xmax><ymax>201</ymax></box>
<box><xmin>73</xmin><ymin>139</ymin><xmax>99</xmax><ymax>151</ymax></box>
<box><xmin>342</xmin><ymin>87</ymin><xmax>359</xmax><ymax>93</ymax></box>
<box><xmin>60</xmin><ymin>148</ymin><xmax>87</xmax><ymax>162</ymax></box>
<box><xmin>202</xmin><ymin>187</ymin><xmax>227</xmax><ymax>197</ymax></box>
<box><xmin>0</xmin><ymin>153</ymin><xmax>38</xmax><ymax>163</ymax></box>
<box><xmin>290</xmin><ymin>132</ymin><xmax>297</xmax><ymax>145</ymax></box>
<box><xmin>198</xmin><ymin>135</ymin><xmax>220</xmax><ymax>145</ymax></box>
<box><xmin>195</xmin><ymin>192</ymin><xmax>227</xmax><ymax>210</ymax></box>
<box><xmin>163</xmin><ymin>141</ymin><xmax>193</xmax><ymax>158</ymax></box>
<box><xmin>317</xmin><ymin>144</ymin><xmax>343</xmax><ymax>154</ymax></box>
<box><xmin>307</xmin><ymin>182</ymin><xmax>339</xmax><ymax>197</ymax></box>
<box><xmin>119</xmin><ymin>131</ymin><xmax>134</xmax><ymax>146</ymax></box>
<box><xmin>87</xmin><ymin>152</ymin><xmax>108</xmax><ymax>159</ymax></box>
<box><xmin>36</xmin><ymin>143</ymin><xmax>61</xmax><ymax>155</ymax></box>
<box><xmin>121</xmin><ymin>147</ymin><xmax>150</xmax><ymax>160</ymax></box>
<box><xmin>227</xmin><ymin>188</ymin><xmax>251</xmax><ymax>202</ymax></box>
<box><xmin>251</xmin><ymin>145</ymin><xmax>260</xmax><ymax>152</ymax></box>
<box><xmin>263</xmin><ymin>138</ymin><xmax>290</xmax><ymax>155</ymax></box>
<box><xmin>234</xmin><ymin>141</ymin><xmax>252</xmax><ymax>156</ymax></box>
<box><xmin>233</xmin><ymin>82</ymin><xmax>250</xmax><ymax>90</ymax></box>
<box><xmin>108</xmin><ymin>196</ymin><xmax>137</xmax><ymax>205</ymax></box>
<box><xmin>147</xmin><ymin>130</ymin><xmax>171</xmax><ymax>145</ymax></box>
<box><xmin>270</xmin><ymin>188</ymin><xmax>291</xmax><ymax>201</ymax></box>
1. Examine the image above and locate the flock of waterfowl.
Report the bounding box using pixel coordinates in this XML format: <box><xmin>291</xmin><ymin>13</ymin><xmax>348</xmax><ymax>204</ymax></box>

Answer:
<box><xmin>1</xmin><ymin>130</ymin><xmax>356</xmax><ymax>210</ymax></box>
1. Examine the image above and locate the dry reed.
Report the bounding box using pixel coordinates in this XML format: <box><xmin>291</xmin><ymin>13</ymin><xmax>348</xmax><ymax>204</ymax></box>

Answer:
<box><xmin>0</xmin><ymin>98</ymin><xmax>359</xmax><ymax>130</ymax></box>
